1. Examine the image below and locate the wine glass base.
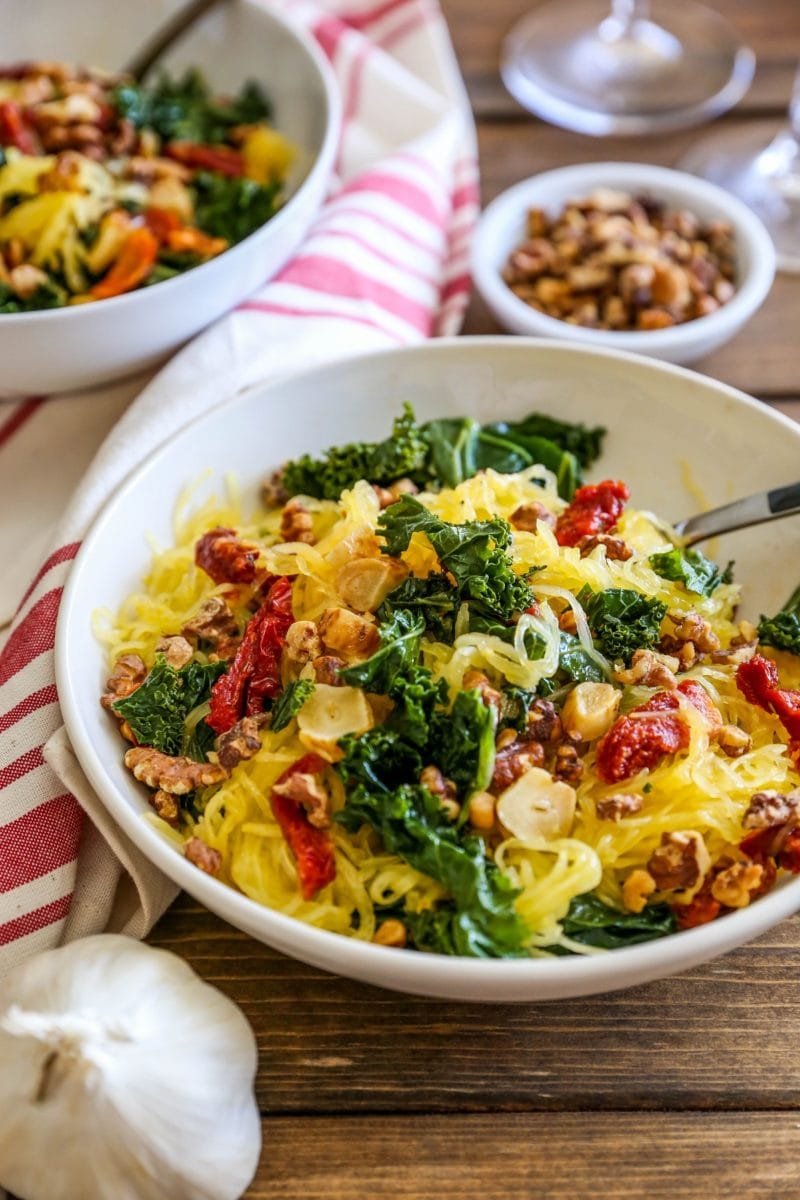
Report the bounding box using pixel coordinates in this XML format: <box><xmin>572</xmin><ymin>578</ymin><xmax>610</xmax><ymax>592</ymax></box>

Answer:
<box><xmin>680</xmin><ymin>122</ymin><xmax>800</xmax><ymax>274</ymax></box>
<box><xmin>501</xmin><ymin>0</ymin><xmax>755</xmax><ymax>136</ymax></box>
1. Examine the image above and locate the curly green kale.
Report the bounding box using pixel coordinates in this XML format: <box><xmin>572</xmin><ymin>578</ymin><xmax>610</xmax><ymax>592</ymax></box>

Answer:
<box><xmin>282</xmin><ymin>404</ymin><xmax>428</xmax><ymax>500</ymax></box>
<box><xmin>378</xmin><ymin>495</ymin><xmax>534</xmax><ymax>622</ymax></box>
<box><xmin>430</xmin><ymin>688</ymin><xmax>497</xmax><ymax>797</ymax></box>
<box><xmin>271</xmin><ymin>679</ymin><xmax>315</xmax><ymax>732</ymax></box>
<box><xmin>560</xmin><ymin>893</ymin><xmax>677</xmax><ymax>950</ymax></box>
<box><xmin>579</xmin><ymin>587</ymin><xmax>667</xmax><ymax>665</ymax></box>
<box><xmin>377</xmin><ymin>573</ymin><xmax>458</xmax><ymax>643</ymax></box>
<box><xmin>112</xmin><ymin>69</ymin><xmax>272</xmax><ymax>143</ymax></box>
<box><xmin>192</xmin><ymin>172</ymin><xmax>282</xmax><ymax>244</ymax></box>
<box><xmin>648</xmin><ymin>546</ymin><xmax>732</xmax><ymax>597</ymax></box>
<box><xmin>758</xmin><ymin>584</ymin><xmax>800</xmax><ymax>656</ymax></box>
<box><xmin>111</xmin><ymin>655</ymin><xmax>225</xmax><ymax>757</ymax></box>
<box><xmin>339</xmin><ymin>609</ymin><xmax>425</xmax><ymax>694</ymax></box>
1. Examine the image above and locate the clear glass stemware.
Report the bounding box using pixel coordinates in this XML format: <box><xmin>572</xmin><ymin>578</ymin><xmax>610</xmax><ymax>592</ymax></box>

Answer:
<box><xmin>680</xmin><ymin>66</ymin><xmax>800</xmax><ymax>273</ymax></box>
<box><xmin>501</xmin><ymin>0</ymin><xmax>755</xmax><ymax>136</ymax></box>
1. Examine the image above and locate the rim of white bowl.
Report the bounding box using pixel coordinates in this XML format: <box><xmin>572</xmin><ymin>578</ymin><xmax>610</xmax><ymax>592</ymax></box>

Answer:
<box><xmin>0</xmin><ymin>6</ymin><xmax>342</xmax><ymax>325</ymax></box>
<box><xmin>56</xmin><ymin>337</ymin><xmax>800</xmax><ymax>995</ymax></box>
<box><xmin>471</xmin><ymin>162</ymin><xmax>777</xmax><ymax>352</ymax></box>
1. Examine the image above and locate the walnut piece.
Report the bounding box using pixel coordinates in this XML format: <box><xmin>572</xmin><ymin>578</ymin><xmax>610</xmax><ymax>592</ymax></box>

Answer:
<box><xmin>101</xmin><ymin>653</ymin><xmax>147</xmax><ymax>709</ymax></box>
<box><xmin>715</xmin><ymin>724</ymin><xmax>752</xmax><ymax>759</ymax></box>
<box><xmin>280</xmin><ymin>498</ymin><xmax>316</xmax><ymax>545</ymax></box>
<box><xmin>184</xmin><ymin>836</ymin><xmax>223</xmax><ymax>876</ymax></box>
<box><xmin>216</xmin><ymin>714</ymin><xmax>269</xmax><ymax>772</ymax></box>
<box><xmin>124</xmin><ymin>747</ymin><xmax>227</xmax><ymax>795</ymax></box>
<box><xmin>742</xmin><ymin>788</ymin><xmax>800</xmax><ymax>830</ymax></box>
<box><xmin>614</xmin><ymin>649</ymin><xmax>678</xmax><ymax>690</ymax></box>
<box><xmin>372</xmin><ymin>478</ymin><xmax>418</xmax><ymax>509</ymax></box>
<box><xmin>647</xmin><ymin>830</ymin><xmax>711</xmax><ymax>892</ymax></box>
<box><xmin>462</xmin><ymin>669</ymin><xmax>502</xmax><ymax>712</ymax></box>
<box><xmin>182</xmin><ymin>596</ymin><xmax>239</xmax><ymax>646</ymax></box>
<box><xmin>596</xmin><ymin>793</ymin><xmax>643</xmax><ymax>821</ymax></box>
<box><xmin>622</xmin><ymin>868</ymin><xmax>656</xmax><ymax>913</ymax></box>
<box><xmin>313</xmin><ymin>654</ymin><xmax>345</xmax><ymax>686</ymax></box>
<box><xmin>284</xmin><ymin>620</ymin><xmax>322</xmax><ymax>668</ymax></box>
<box><xmin>272</xmin><ymin>770</ymin><xmax>332</xmax><ymax>829</ymax></box>
<box><xmin>710</xmin><ymin>860</ymin><xmax>764</xmax><ymax>909</ymax></box>
<box><xmin>154</xmin><ymin>635</ymin><xmax>193</xmax><ymax>669</ymax></box>
<box><xmin>510</xmin><ymin>502</ymin><xmax>556</xmax><ymax>532</ymax></box>
<box><xmin>491</xmin><ymin>736</ymin><xmax>545</xmax><ymax>794</ymax></box>
<box><xmin>151</xmin><ymin>789</ymin><xmax>180</xmax><ymax>826</ymax></box>
<box><xmin>578</xmin><ymin>534</ymin><xmax>632</xmax><ymax>561</ymax></box>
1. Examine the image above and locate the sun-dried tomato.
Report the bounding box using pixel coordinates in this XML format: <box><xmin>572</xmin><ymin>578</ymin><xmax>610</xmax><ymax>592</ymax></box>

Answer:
<box><xmin>596</xmin><ymin>711</ymin><xmax>689</xmax><ymax>783</ymax></box>
<box><xmin>0</xmin><ymin>100</ymin><xmax>37</xmax><ymax>153</ymax></box>
<box><xmin>144</xmin><ymin>206</ymin><xmax>183</xmax><ymax>242</ymax></box>
<box><xmin>196</xmin><ymin>527</ymin><xmax>258</xmax><ymax>585</ymax></box>
<box><xmin>207</xmin><ymin>576</ymin><xmax>294</xmax><ymax>733</ymax></box>
<box><xmin>270</xmin><ymin>753</ymin><xmax>336</xmax><ymax>899</ymax></box>
<box><xmin>736</xmin><ymin>654</ymin><xmax>800</xmax><ymax>740</ymax></box>
<box><xmin>643</xmin><ymin>679</ymin><xmax>722</xmax><ymax>729</ymax></box>
<box><xmin>555</xmin><ymin>479</ymin><xmax>630</xmax><ymax>548</ymax></box>
<box><xmin>778</xmin><ymin>829</ymin><xmax>800</xmax><ymax>874</ymax></box>
<box><xmin>165</xmin><ymin>140</ymin><xmax>245</xmax><ymax>176</ymax></box>
<box><xmin>674</xmin><ymin>885</ymin><xmax>721</xmax><ymax>930</ymax></box>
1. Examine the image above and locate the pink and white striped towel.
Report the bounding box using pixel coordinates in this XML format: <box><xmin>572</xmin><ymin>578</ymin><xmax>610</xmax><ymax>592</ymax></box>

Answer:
<box><xmin>0</xmin><ymin>0</ymin><xmax>478</xmax><ymax>972</ymax></box>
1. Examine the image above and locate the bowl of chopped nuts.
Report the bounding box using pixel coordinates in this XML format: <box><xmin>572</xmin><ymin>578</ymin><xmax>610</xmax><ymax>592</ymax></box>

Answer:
<box><xmin>472</xmin><ymin>162</ymin><xmax>776</xmax><ymax>365</ymax></box>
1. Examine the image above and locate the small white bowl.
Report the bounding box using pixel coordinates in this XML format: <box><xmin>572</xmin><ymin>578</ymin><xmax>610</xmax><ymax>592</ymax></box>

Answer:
<box><xmin>0</xmin><ymin>0</ymin><xmax>340</xmax><ymax>395</ymax></box>
<box><xmin>471</xmin><ymin>162</ymin><xmax>776</xmax><ymax>365</ymax></box>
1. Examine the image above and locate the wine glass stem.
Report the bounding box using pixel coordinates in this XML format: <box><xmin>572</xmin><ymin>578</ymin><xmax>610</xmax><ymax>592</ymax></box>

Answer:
<box><xmin>609</xmin><ymin>0</ymin><xmax>650</xmax><ymax>35</ymax></box>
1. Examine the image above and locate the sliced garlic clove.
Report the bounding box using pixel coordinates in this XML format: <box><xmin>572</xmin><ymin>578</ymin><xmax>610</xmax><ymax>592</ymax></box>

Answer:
<box><xmin>496</xmin><ymin>766</ymin><xmax>577</xmax><ymax>842</ymax></box>
<box><xmin>561</xmin><ymin>681</ymin><xmax>620</xmax><ymax>741</ymax></box>
<box><xmin>335</xmin><ymin>556</ymin><xmax>409</xmax><ymax>612</ymax></box>
<box><xmin>297</xmin><ymin>683</ymin><xmax>374</xmax><ymax>761</ymax></box>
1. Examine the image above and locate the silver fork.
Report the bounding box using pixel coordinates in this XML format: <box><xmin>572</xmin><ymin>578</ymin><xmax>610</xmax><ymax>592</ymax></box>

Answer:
<box><xmin>674</xmin><ymin>481</ymin><xmax>800</xmax><ymax>546</ymax></box>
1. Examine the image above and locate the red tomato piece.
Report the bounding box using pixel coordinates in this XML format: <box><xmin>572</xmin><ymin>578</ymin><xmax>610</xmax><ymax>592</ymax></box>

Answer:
<box><xmin>595</xmin><ymin>711</ymin><xmax>689</xmax><ymax>783</ymax></box>
<box><xmin>165</xmin><ymin>140</ymin><xmax>245</xmax><ymax>177</ymax></box>
<box><xmin>0</xmin><ymin>100</ymin><xmax>37</xmax><ymax>153</ymax></box>
<box><xmin>555</xmin><ymin>479</ymin><xmax>630</xmax><ymax>548</ymax></box>
<box><xmin>674</xmin><ymin>887</ymin><xmax>721</xmax><ymax>930</ymax></box>
<box><xmin>736</xmin><ymin>654</ymin><xmax>800</xmax><ymax>740</ymax></box>
<box><xmin>643</xmin><ymin>680</ymin><xmax>722</xmax><ymax>729</ymax></box>
<box><xmin>270</xmin><ymin>753</ymin><xmax>336</xmax><ymax>899</ymax></box>
<box><xmin>90</xmin><ymin>227</ymin><xmax>159</xmax><ymax>300</ymax></box>
<box><xmin>144</xmin><ymin>206</ymin><xmax>183</xmax><ymax>242</ymax></box>
<box><xmin>195</xmin><ymin>527</ymin><xmax>258</xmax><ymax>585</ymax></box>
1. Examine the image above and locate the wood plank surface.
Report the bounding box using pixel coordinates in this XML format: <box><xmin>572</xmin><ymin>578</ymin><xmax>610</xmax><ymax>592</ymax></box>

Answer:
<box><xmin>149</xmin><ymin>898</ymin><xmax>800</xmax><ymax>1115</ymax></box>
<box><xmin>248</xmin><ymin>1113</ymin><xmax>800</xmax><ymax>1198</ymax></box>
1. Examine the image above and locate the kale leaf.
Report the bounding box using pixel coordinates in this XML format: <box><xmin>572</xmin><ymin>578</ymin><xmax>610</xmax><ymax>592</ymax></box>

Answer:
<box><xmin>377</xmin><ymin>573</ymin><xmax>458</xmax><ymax>643</ymax></box>
<box><xmin>112</xmin><ymin>69</ymin><xmax>271</xmax><ymax>143</ymax></box>
<box><xmin>421</xmin><ymin>418</ymin><xmax>481</xmax><ymax>488</ymax></box>
<box><xmin>431</xmin><ymin>688</ymin><xmax>497</xmax><ymax>797</ymax></box>
<box><xmin>757</xmin><ymin>583</ymin><xmax>800</xmax><ymax>656</ymax></box>
<box><xmin>0</xmin><ymin>280</ymin><xmax>66</xmax><ymax>313</ymax></box>
<box><xmin>340</xmin><ymin>609</ymin><xmax>425</xmax><ymax>693</ymax></box>
<box><xmin>579</xmin><ymin>587</ymin><xmax>667</xmax><ymax>665</ymax></box>
<box><xmin>378</xmin><ymin>496</ymin><xmax>533</xmax><ymax>621</ymax></box>
<box><xmin>192</xmin><ymin>172</ymin><xmax>282</xmax><ymax>244</ymax></box>
<box><xmin>560</xmin><ymin>893</ymin><xmax>677</xmax><ymax>949</ymax></box>
<box><xmin>388</xmin><ymin>665</ymin><xmax>449</xmax><ymax>748</ymax></box>
<box><xmin>271</xmin><ymin>679</ymin><xmax>315</xmax><ymax>732</ymax></box>
<box><xmin>558</xmin><ymin>632</ymin><xmax>607</xmax><ymax>683</ymax></box>
<box><xmin>112</xmin><ymin>655</ymin><xmax>226</xmax><ymax>756</ymax></box>
<box><xmin>648</xmin><ymin>546</ymin><xmax>731</xmax><ymax>597</ymax></box>
<box><xmin>406</xmin><ymin>901</ymin><xmax>529</xmax><ymax>958</ymax></box>
<box><xmin>282</xmin><ymin>404</ymin><xmax>428</xmax><ymax>500</ymax></box>
<box><xmin>336</xmin><ymin>729</ymin><xmax>529</xmax><ymax>957</ymax></box>
<box><xmin>490</xmin><ymin>413</ymin><xmax>605</xmax><ymax>468</ymax></box>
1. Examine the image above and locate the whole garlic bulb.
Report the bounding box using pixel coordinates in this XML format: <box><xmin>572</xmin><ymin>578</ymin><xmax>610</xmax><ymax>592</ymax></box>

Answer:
<box><xmin>0</xmin><ymin>935</ymin><xmax>261</xmax><ymax>1200</ymax></box>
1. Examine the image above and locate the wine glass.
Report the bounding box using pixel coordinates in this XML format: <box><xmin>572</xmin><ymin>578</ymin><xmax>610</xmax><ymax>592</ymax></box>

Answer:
<box><xmin>501</xmin><ymin>0</ymin><xmax>755</xmax><ymax>136</ymax></box>
<box><xmin>680</xmin><ymin>66</ymin><xmax>800</xmax><ymax>273</ymax></box>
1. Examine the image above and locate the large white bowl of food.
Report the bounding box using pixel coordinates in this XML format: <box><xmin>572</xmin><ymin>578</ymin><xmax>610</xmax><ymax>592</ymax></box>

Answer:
<box><xmin>0</xmin><ymin>0</ymin><xmax>339</xmax><ymax>394</ymax></box>
<box><xmin>56</xmin><ymin>338</ymin><xmax>800</xmax><ymax>1001</ymax></box>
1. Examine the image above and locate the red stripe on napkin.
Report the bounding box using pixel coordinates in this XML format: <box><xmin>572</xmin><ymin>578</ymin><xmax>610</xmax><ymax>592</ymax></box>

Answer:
<box><xmin>0</xmin><ymin>794</ymin><xmax>81</xmax><ymax>893</ymax></box>
<box><xmin>0</xmin><ymin>685</ymin><xmax>59</xmax><ymax>735</ymax></box>
<box><xmin>0</xmin><ymin>894</ymin><xmax>72</xmax><ymax>946</ymax></box>
<box><xmin>0</xmin><ymin>396</ymin><xmax>44</xmax><ymax>451</ymax></box>
<box><xmin>16</xmin><ymin>542</ymin><xmax>81</xmax><ymax>615</ymax></box>
<box><xmin>0</xmin><ymin>588</ymin><xmax>63</xmax><ymax>687</ymax></box>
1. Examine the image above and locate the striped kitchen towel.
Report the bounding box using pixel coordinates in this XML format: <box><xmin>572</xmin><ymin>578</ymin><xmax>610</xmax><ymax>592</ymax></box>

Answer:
<box><xmin>0</xmin><ymin>0</ymin><xmax>478</xmax><ymax>971</ymax></box>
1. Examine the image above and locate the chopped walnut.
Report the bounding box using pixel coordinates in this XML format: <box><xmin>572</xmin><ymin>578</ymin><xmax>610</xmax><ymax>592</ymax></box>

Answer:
<box><xmin>742</xmin><ymin>788</ymin><xmax>800</xmax><ymax>830</ymax></box>
<box><xmin>462</xmin><ymin>669</ymin><xmax>502</xmax><ymax>712</ymax></box>
<box><xmin>622</xmin><ymin>868</ymin><xmax>656</xmax><ymax>913</ymax></box>
<box><xmin>614</xmin><ymin>649</ymin><xmax>678</xmax><ymax>689</ymax></box>
<box><xmin>151</xmin><ymin>789</ymin><xmax>180</xmax><ymax>826</ymax></box>
<box><xmin>553</xmin><ymin>740</ymin><xmax>584</xmax><ymax>785</ymax></box>
<box><xmin>715</xmin><ymin>724</ymin><xmax>752</xmax><ymax>758</ymax></box>
<box><xmin>509</xmin><ymin>502</ymin><xmax>556</xmax><ymax>532</ymax></box>
<box><xmin>710</xmin><ymin>860</ymin><xmax>764</xmax><ymax>908</ymax></box>
<box><xmin>578</xmin><ymin>534</ymin><xmax>632</xmax><ymax>561</ymax></box>
<box><xmin>558</xmin><ymin>608</ymin><xmax>578</xmax><ymax>634</ymax></box>
<box><xmin>182</xmin><ymin>596</ymin><xmax>239</xmax><ymax>646</ymax></box>
<box><xmin>280</xmin><ymin>498</ymin><xmax>316</xmax><ymax>545</ymax></box>
<box><xmin>261</xmin><ymin>468</ymin><xmax>288</xmax><ymax>507</ymax></box>
<box><xmin>101</xmin><ymin>654</ymin><xmax>147</xmax><ymax>708</ymax></box>
<box><xmin>372</xmin><ymin>478</ymin><xmax>419</xmax><ymax>509</ymax></box>
<box><xmin>711</xmin><ymin>621</ymin><xmax>759</xmax><ymax>665</ymax></box>
<box><xmin>9</xmin><ymin>264</ymin><xmax>50</xmax><ymax>300</ymax></box>
<box><xmin>217</xmin><ymin>714</ymin><xmax>269</xmax><ymax>772</ymax></box>
<box><xmin>124</xmin><ymin>747</ymin><xmax>227</xmax><ymax>795</ymax></box>
<box><xmin>664</xmin><ymin>611</ymin><xmax>720</xmax><ymax>654</ymax></box>
<box><xmin>313</xmin><ymin>655</ymin><xmax>345</xmax><ymax>686</ymax></box>
<box><xmin>272</xmin><ymin>770</ymin><xmax>332</xmax><ymax>829</ymax></box>
<box><xmin>284</xmin><ymin>620</ymin><xmax>322</xmax><ymax>668</ymax></box>
<box><xmin>154</xmin><ymin>635</ymin><xmax>194</xmax><ymax>669</ymax></box>
<box><xmin>420</xmin><ymin>765</ymin><xmax>458</xmax><ymax>803</ymax></box>
<box><xmin>647</xmin><ymin>830</ymin><xmax>711</xmax><ymax>892</ymax></box>
<box><xmin>184</xmin><ymin>837</ymin><xmax>223</xmax><ymax>876</ymax></box>
<box><xmin>318</xmin><ymin>607</ymin><xmax>380</xmax><ymax>662</ymax></box>
<box><xmin>491</xmin><ymin>737</ymin><xmax>545</xmax><ymax>794</ymax></box>
<box><xmin>596</xmin><ymin>792</ymin><xmax>643</xmax><ymax>821</ymax></box>
<box><xmin>525</xmin><ymin>698</ymin><xmax>562</xmax><ymax>743</ymax></box>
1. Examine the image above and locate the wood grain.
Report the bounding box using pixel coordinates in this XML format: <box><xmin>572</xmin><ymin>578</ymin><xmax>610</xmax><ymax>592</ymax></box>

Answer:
<box><xmin>247</xmin><ymin>1113</ymin><xmax>800</xmax><ymax>1198</ymax></box>
<box><xmin>149</xmin><ymin>898</ymin><xmax>800</xmax><ymax>1115</ymax></box>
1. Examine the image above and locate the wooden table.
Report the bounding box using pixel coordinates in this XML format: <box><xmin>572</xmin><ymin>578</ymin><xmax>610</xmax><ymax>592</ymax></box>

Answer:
<box><xmin>149</xmin><ymin>4</ymin><xmax>800</xmax><ymax>1195</ymax></box>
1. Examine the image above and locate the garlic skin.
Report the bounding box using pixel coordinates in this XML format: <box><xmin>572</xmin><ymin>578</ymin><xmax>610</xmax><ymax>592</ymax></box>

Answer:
<box><xmin>0</xmin><ymin>935</ymin><xmax>261</xmax><ymax>1200</ymax></box>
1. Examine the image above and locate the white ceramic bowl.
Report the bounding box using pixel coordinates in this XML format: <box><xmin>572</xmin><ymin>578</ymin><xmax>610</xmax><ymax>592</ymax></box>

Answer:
<box><xmin>0</xmin><ymin>0</ymin><xmax>340</xmax><ymax>395</ymax></box>
<box><xmin>472</xmin><ymin>163</ymin><xmax>776</xmax><ymax>366</ymax></box>
<box><xmin>56</xmin><ymin>338</ymin><xmax>800</xmax><ymax>1002</ymax></box>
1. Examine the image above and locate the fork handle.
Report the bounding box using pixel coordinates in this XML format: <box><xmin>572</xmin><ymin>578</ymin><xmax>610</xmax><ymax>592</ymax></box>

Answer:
<box><xmin>676</xmin><ymin>482</ymin><xmax>800</xmax><ymax>546</ymax></box>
